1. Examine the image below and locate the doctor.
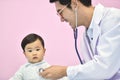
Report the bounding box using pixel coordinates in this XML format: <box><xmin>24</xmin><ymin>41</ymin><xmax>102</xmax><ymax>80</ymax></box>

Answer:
<box><xmin>41</xmin><ymin>0</ymin><xmax>120</xmax><ymax>79</ymax></box>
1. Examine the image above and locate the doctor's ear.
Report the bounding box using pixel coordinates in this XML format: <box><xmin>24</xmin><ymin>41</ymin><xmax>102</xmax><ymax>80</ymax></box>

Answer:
<box><xmin>71</xmin><ymin>0</ymin><xmax>78</xmax><ymax>9</ymax></box>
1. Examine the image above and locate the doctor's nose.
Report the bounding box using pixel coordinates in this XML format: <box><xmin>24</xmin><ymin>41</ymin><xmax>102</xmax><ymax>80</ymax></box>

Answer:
<box><xmin>60</xmin><ymin>17</ymin><xmax>65</xmax><ymax>22</ymax></box>
<box><xmin>57</xmin><ymin>12</ymin><xmax>65</xmax><ymax>22</ymax></box>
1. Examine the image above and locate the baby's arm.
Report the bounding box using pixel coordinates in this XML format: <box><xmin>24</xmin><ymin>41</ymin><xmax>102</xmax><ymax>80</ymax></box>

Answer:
<box><xmin>9</xmin><ymin>67</ymin><xmax>23</xmax><ymax>80</ymax></box>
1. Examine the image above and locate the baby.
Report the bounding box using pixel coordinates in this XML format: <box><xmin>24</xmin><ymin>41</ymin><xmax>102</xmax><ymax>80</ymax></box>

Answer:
<box><xmin>9</xmin><ymin>33</ymin><xmax>68</xmax><ymax>80</ymax></box>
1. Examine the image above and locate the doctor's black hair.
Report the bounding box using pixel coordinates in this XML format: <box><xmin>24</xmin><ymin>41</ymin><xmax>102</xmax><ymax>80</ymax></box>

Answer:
<box><xmin>21</xmin><ymin>33</ymin><xmax>45</xmax><ymax>52</ymax></box>
<box><xmin>49</xmin><ymin>0</ymin><xmax>91</xmax><ymax>7</ymax></box>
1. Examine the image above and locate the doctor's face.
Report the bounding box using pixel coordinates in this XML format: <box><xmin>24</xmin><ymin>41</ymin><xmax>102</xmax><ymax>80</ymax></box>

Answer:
<box><xmin>24</xmin><ymin>39</ymin><xmax>46</xmax><ymax>63</ymax></box>
<box><xmin>55</xmin><ymin>1</ymin><xmax>77</xmax><ymax>30</ymax></box>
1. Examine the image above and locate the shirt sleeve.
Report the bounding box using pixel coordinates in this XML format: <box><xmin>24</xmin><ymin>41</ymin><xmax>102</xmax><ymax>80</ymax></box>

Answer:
<box><xmin>9</xmin><ymin>66</ymin><xmax>24</xmax><ymax>80</ymax></box>
<box><xmin>58</xmin><ymin>76</ymin><xmax>69</xmax><ymax>80</ymax></box>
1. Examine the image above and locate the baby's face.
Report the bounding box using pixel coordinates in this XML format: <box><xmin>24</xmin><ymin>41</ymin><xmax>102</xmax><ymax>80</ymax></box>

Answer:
<box><xmin>24</xmin><ymin>39</ymin><xmax>46</xmax><ymax>63</ymax></box>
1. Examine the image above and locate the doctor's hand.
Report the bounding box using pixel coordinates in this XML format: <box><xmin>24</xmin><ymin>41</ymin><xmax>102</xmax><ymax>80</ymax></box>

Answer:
<box><xmin>40</xmin><ymin>65</ymin><xmax>67</xmax><ymax>79</ymax></box>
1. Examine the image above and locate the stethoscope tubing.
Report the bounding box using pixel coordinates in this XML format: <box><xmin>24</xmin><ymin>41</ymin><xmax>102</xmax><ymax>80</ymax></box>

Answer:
<box><xmin>74</xmin><ymin>28</ymin><xmax>83</xmax><ymax>64</ymax></box>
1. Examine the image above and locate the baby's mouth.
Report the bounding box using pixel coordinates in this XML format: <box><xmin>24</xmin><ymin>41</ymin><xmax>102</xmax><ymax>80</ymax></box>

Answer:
<box><xmin>33</xmin><ymin>57</ymin><xmax>38</xmax><ymax>59</ymax></box>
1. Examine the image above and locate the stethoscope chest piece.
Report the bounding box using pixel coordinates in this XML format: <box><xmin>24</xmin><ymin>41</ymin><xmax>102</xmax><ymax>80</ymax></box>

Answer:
<box><xmin>39</xmin><ymin>68</ymin><xmax>44</xmax><ymax>73</ymax></box>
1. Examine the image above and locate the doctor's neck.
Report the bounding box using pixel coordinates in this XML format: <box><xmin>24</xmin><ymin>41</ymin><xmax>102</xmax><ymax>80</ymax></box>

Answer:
<box><xmin>79</xmin><ymin>6</ymin><xmax>95</xmax><ymax>29</ymax></box>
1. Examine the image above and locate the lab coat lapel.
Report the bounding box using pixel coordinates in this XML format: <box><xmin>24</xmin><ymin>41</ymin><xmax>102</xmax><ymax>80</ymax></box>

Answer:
<box><xmin>81</xmin><ymin>33</ymin><xmax>93</xmax><ymax>62</ymax></box>
<box><xmin>92</xmin><ymin>23</ymin><xmax>100</xmax><ymax>54</ymax></box>
<box><xmin>81</xmin><ymin>4</ymin><xmax>104</xmax><ymax>62</ymax></box>
<box><xmin>91</xmin><ymin>4</ymin><xmax>104</xmax><ymax>54</ymax></box>
<box><xmin>82</xmin><ymin>25</ymin><xmax>100</xmax><ymax>62</ymax></box>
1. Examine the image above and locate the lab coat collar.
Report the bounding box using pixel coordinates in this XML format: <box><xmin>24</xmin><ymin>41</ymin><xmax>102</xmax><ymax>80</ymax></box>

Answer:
<box><xmin>93</xmin><ymin>4</ymin><xmax>105</xmax><ymax>24</ymax></box>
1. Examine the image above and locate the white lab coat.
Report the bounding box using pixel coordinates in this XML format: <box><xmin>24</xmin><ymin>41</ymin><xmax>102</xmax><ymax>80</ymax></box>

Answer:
<box><xmin>67</xmin><ymin>4</ymin><xmax>120</xmax><ymax>80</ymax></box>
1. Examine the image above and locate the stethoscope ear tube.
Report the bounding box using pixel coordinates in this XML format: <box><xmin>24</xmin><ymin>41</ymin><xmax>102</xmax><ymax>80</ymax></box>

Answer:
<box><xmin>73</xmin><ymin>6</ymin><xmax>83</xmax><ymax>64</ymax></box>
<box><xmin>74</xmin><ymin>28</ymin><xmax>83</xmax><ymax>64</ymax></box>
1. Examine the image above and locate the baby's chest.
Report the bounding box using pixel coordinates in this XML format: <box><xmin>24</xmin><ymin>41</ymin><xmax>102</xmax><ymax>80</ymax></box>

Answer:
<box><xmin>23</xmin><ymin>66</ymin><xmax>45</xmax><ymax>80</ymax></box>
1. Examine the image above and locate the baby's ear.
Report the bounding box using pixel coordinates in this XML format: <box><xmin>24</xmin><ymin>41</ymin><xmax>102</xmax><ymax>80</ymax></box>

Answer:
<box><xmin>43</xmin><ymin>48</ymin><xmax>46</xmax><ymax>56</ymax></box>
<box><xmin>44</xmin><ymin>48</ymin><xmax>46</xmax><ymax>53</ymax></box>
<box><xmin>23</xmin><ymin>52</ymin><xmax>26</xmax><ymax>56</ymax></box>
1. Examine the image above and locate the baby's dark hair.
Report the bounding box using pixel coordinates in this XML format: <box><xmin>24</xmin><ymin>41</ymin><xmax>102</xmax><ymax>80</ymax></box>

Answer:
<box><xmin>21</xmin><ymin>33</ymin><xmax>45</xmax><ymax>52</ymax></box>
<box><xmin>50</xmin><ymin>0</ymin><xmax>91</xmax><ymax>7</ymax></box>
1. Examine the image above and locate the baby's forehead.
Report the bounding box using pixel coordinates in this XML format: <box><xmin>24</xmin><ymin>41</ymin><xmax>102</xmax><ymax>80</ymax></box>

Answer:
<box><xmin>25</xmin><ymin>39</ymin><xmax>43</xmax><ymax>49</ymax></box>
<box><xmin>25</xmin><ymin>45</ymin><xmax>42</xmax><ymax>49</ymax></box>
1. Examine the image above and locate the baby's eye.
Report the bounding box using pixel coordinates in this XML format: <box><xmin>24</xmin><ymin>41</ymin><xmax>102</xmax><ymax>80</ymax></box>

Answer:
<box><xmin>28</xmin><ymin>49</ymin><xmax>32</xmax><ymax>52</ymax></box>
<box><xmin>36</xmin><ymin>49</ymin><xmax>40</xmax><ymax>51</ymax></box>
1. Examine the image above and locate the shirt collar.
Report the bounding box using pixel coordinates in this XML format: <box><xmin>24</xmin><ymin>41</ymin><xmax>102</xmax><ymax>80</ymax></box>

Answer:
<box><xmin>26</xmin><ymin>60</ymin><xmax>46</xmax><ymax>67</ymax></box>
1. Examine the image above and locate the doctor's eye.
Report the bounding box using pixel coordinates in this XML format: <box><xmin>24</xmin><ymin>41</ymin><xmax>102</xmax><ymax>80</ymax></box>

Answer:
<box><xmin>57</xmin><ymin>9</ymin><xmax>63</xmax><ymax>16</ymax></box>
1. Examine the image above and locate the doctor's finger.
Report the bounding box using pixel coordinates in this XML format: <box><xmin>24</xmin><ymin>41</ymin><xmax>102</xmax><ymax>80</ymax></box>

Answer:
<box><xmin>40</xmin><ymin>70</ymin><xmax>55</xmax><ymax>79</ymax></box>
<box><xmin>40</xmin><ymin>71</ymin><xmax>47</xmax><ymax>77</ymax></box>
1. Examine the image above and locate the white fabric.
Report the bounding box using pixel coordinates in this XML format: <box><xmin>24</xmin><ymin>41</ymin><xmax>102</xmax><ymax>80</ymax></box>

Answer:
<box><xmin>9</xmin><ymin>60</ymin><xmax>68</xmax><ymax>80</ymax></box>
<box><xmin>67</xmin><ymin>4</ymin><xmax>120</xmax><ymax>80</ymax></box>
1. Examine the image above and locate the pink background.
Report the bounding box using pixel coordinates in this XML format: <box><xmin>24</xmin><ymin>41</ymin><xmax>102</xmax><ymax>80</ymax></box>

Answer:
<box><xmin>0</xmin><ymin>0</ymin><xmax>120</xmax><ymax>80</ymax></box>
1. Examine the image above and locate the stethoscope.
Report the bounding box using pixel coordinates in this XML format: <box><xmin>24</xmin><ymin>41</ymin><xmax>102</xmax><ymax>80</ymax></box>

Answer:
<box><xmin>74</xmin><ymin>28</ymin><xmax>83</xmax><ymax>64</ymax></box>
<box><xmin>39</xmin><ymin>68</ymin><xmax>44</xmax><ymax>73</ymax></box>
<box><xmin>74</xmin><ymin>7</ymin><xmax>83</xmax><ymax>64</ymax></box>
